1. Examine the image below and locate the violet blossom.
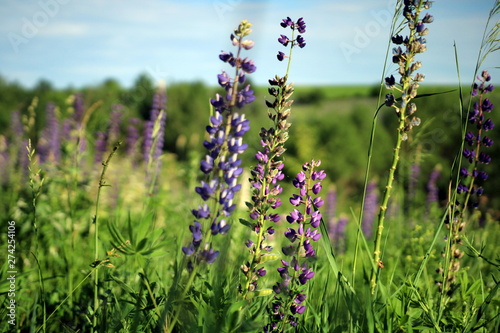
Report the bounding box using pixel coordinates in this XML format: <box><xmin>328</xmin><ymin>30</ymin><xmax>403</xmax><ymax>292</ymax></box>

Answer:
<box><xmin>182</xmin><ymin>20</ymin><xmax>255</xmax><ymax>270</ymax></box>
<box><xmin>268</xmin><ymin>160</ymin><xmax>326</xmax><ymax>330</ymax></box>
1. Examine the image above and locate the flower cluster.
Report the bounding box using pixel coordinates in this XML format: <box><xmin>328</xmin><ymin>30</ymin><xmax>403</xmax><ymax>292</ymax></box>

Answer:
<box><xmin>240</xmin><ymin>17</ymin><xmax>306</xmax><ymax>299</ymax></box>
<box><xmin>437</xmin><ymin>71</ymin><xmax>495</xmax><ymax>295</ymax></box>
<box><xmin>384</xmin><ymin>0</ymin><xmax>433</xmax><ymax>139</ymax></box>
<box><xmin>266</xmin><ymin>160</ymin><xmax>326</xmax><ymax>331</ymax></box>
<box><xmin>182</xmin><ymin>20</ymin><xmax>255</xmax><ymax>270</ymax></box>
<box><xmin>459</xmin><ymin>70</ymin><xmax>495</xmax><ymax>204</ymax></box>
<box><xmin>277</xmin><ymin>17</ymin><xmax>306</xmax><ymax>61</ymax></box>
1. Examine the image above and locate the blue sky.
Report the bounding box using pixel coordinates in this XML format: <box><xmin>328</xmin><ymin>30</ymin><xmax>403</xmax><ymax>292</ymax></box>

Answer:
<box><xmin>1</xmin><ymin>0</ymin><xmax>498</xmax><ymax>89</ymax></box>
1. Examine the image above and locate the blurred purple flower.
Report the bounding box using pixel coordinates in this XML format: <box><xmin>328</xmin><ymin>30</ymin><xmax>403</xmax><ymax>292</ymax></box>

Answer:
<box><xmin>107</xmin><ymin>106</ymin><xmax>123</xmax><ymax>147</ymax></box>
<box><xmin>362</xmin><ymin>180</ymin><xmax>378</xmax><ymax>239</ymax></box>
<box><xmin>143</xmin><ymin>89</ymin><xmax>167</xmax><ymax>164</ymax></box>
<box><xmin>94</xmin><ymin>131</ymin><xmax>108</xmax><ymax>164</ymax></box>
<box><xmin>38</xmin><ymin>102</ymin><xmax>61</xmax><ymax>164</ymax></box>
<box><xmin>426</xmin><ymin>164</ymin><xmax>441</xmax><ymax>215</ymax></box>
<box><xmin>126</xmin><ymin>118</ymin><xmax>141</xmax><ymax>164</ymax></box>
<box><xmin>72</xmin><ymin>93</ymin><xmax>85</xmax><ymax>124</ymax></box>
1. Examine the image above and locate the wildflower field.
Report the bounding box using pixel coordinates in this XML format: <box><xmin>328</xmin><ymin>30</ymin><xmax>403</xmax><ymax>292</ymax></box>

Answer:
<box><xmin>1</xmin><ymin>1</ymin><xmax>500</xmax><ymax>332</ymax></box>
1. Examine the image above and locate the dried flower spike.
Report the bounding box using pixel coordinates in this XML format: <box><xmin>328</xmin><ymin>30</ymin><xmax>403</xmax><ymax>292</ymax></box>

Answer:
<box><xmin>371</xmin><ymin>0</ymin><xmax>433</xmax><ymax>294</ymax></box>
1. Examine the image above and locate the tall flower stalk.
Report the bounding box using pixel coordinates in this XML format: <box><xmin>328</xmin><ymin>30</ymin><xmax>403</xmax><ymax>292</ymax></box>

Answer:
<box><xmin>370</xmin><ymin>0</ymin><xmax>433</xmax><ymax>294</ymax></box>
<box><xmin>181</xmin><ymin>19</ymin><xmax>255</xmax><ymax>274</ymax></box>
<box><xmin>240</xmin><ymin>16</ymin><xmax>306</xmax><ymax>300</ymax></box>
<box><xmin>168</xmin><ymin>20</ymin><xmax>256</xmax><ymax>333</ymax></box>
<box><xmin>265</xmin><ymin>160</ymin><xmax>326</xmax><ymax>331</ymax></box>
<box><xmin>91</xmin><ymin>142</ymin><xmax>121</xmax><ymax>333</ymax></box>
<box><xmin>437</xmin><ymin>70</ymin><xmax>495</xmax><ymax>297</ymax></box>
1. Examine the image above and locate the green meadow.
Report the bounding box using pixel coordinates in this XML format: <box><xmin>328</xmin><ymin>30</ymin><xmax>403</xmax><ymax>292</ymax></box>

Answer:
<box><xmin>1</xmin><ymin>2</ymin><xmax>500</xmax><ymax>332</ymax></box>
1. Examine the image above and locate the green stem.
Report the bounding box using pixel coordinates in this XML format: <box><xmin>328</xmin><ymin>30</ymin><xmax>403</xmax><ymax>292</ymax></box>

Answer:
<box><xmin>140</xmin><ymin>267</ymin><xmax>161</xmax><ymax>317</ymax></box>
<box><xmin>285</xmin><ymin>29</ymin><xmax>295</xmax><ymax>76</ymax></box>
<box><xmin>355</xmin><ymin>103</ymin><xmax>384</xmax><ymax>289</ymax></box>
<box><xmin>92</xmin><ymin>142</ymin><xmax>121</xmax><ymax>332</ymax></box>
<box><xmin>242</xmin><ymin>204</ymin><xmax>267</xmax><ymax>299</ymax></box>
<box><xmin>369</xmin><ymin>0</ymin><xmax>426</xmax><ymax>295</ymax></box>
<box><xmin>370</xmin><ymin>114</ymin><xmax>405</xmax><ymax>294</ymax></box>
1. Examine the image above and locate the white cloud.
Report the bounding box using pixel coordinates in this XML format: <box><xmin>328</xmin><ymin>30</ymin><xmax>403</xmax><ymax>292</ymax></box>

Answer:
<box><xmin>40</xmin><ymin>22</ymin><xmax>89</xmax><ymax>36</ymax></box>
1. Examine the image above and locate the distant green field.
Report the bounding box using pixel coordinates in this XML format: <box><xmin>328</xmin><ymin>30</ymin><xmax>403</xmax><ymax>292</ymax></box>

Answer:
<box><xmin>293</xmin><ymin>84</ymin><xmax>377</xmax><ymax>98</ymax></box>
<box><xmin>255</xmin><ymin>84</ymin><xmax>461</xmax><ymax>101</ymax></box>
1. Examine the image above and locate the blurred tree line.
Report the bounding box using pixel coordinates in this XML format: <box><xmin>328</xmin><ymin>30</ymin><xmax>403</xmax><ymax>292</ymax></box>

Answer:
<box><xmin>1</xmin><ymin>73</ymin><xmax>499</xmax><ymax>210</ymax></box>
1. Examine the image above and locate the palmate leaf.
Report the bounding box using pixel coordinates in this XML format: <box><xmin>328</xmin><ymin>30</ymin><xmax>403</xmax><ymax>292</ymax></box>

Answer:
<box><xmin>107</xmin><ymin>216</ymin><xmax>171</xmax><ymax>257</ymax></box>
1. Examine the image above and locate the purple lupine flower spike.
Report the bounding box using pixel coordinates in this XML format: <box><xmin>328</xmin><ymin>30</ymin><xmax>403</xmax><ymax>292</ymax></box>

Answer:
<box><xmin>439</xmin><ymin>71</ymin><xmax>495</xmax><ymax>296</ymax></box>
<box><xmin>409</xmin><ymin>159</ymin><xmax>421</xmax><ymax>200</ymax></box>
<box><xmin>242</xmin><ymin>18</ymin><xmax>308</xmax><ymax>300</ymax></box>
<box><xmin>276</xmin><ymin>15</ymin><xmax>307</xmax><ymax>61</ymax></box>
<box><xmin>0</xmin><ymin>136</ymin><xmax>9</xmax><ymax>185</ymax></box>
<box><xmin>458</xmin><ymin>71</ymin><xmax>495</xmax><ymax>208</ymax></box>
<box><xmin>183</xmin><ymin>20</ymin><xmax>255</xmax><ymax>270</ymax></box>
<box><xmin>270</xmin><ymin>159</ymin><xmax>325</xmax><ymax>329</ymax></box>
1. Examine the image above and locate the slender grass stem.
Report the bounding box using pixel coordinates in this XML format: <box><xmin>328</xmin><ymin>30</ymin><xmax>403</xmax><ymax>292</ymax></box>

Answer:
<box><xmin>167</xmin><ymin>264</ymin><xmax>201</xmax><ymax>333</ymax></box>
<box><xmin>27</xmin><ymin>139</ymin><xmax>47</xmax><ymax>332</ymax></box>
<box><xmin>355</xmin><ymin>103</ymin><xmax>383</xmax><ymax>290</ymax></box>
<box><xmin>140</xmin><ymin>267</ymin><xmax>162</xmax><ymax>317</ymax></box>
<box><xmin>91</xmin><ymin>141</ymin><xmax>121</xmax><ymax>333</ymax></box>
<box><xmin>36</xmin><ymin>269</ymin><xmax>95</xmax><ymax>333</ymax></box>
<box><xmin>357</xmin><ymin>0</ymin><xmax>402</xmax><ymax>292</ymax></box>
